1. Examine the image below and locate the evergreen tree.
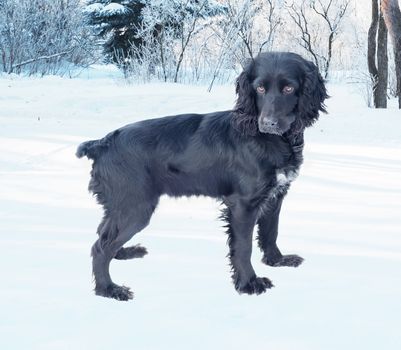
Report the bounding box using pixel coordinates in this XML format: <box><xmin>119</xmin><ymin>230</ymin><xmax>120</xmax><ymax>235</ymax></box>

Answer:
<box><xmin>84</xmin><ymin>0</ymin><xmax>145</xmax><ymax>64</ymax></box>
<box><xmin>84</xmin><ymin>0</ymin><xmax>225</xmax><ymax>68</ymax></box>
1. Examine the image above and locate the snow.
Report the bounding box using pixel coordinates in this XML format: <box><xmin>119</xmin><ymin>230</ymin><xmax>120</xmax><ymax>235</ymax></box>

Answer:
<box><xmin>83</xmin><ymin>3</ymin><xmax>105</xmax><ymax>14</ymax></box>
<box><xmin>84</xmin><ymin>2</ymin><xmax>129</xmax><ymax>17</ymax></box>
<box><xmin>0</xmin><ymin>70</ymin><xmax>401</xmax><ymax>349</ymax></box>
<box><xmin>101</xmin><ymin>3</ymin><xmax>128</xmax><ymax>16</ymax></box>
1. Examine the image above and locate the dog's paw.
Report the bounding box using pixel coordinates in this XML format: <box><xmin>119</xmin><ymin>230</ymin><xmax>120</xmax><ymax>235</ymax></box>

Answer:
<box><xmin>262</xmin><ymin>254</ymin><xmax>304</xmax><ymax>267</ymax></box>
<box><xmin>237</xmin><ymin>276</ymin><xmax>274</xmax><ymax>295</ymax></box>
<box><xmin>114</xmin><ymin>244</ymin><xmax>148</xmax><ymax>260</ymax></box>
<box><xmin>95</xmin><ymin>283</ymin><xmax>133</xmax><ymax>301</ymax></box>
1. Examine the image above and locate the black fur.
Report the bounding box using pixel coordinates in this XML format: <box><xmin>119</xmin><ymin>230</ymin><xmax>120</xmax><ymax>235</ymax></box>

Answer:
<box><xmin>77</xmin><ymin>51</ymin><xmax>328</xmax><ymax>301</ymax></box>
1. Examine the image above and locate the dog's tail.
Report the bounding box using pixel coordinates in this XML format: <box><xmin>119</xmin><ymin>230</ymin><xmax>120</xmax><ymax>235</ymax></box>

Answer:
<box><xmin>76</xmin><ymin>140</ymin><xmax>99</xmax><ymax>159</ymax></box>
<box><xmin>76</xmin><ymin>130</ymin><xmax>120</xmax><ymax>160</ymax></box>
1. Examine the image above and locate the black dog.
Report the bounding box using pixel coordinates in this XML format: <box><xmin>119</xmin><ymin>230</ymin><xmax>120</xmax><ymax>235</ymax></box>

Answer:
<box><xmin>77</xmin><ymin>52</ymin><xmax>328</xmax><ymax>301</ymax></box>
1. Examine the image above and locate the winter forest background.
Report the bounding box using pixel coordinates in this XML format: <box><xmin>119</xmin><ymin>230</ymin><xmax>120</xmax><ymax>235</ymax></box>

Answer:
<box><xmin>1</xmin><ymin>1</ymin><xmax>401</xmax><ymax>350</ymax></box>
<box><xmin>0</xmin><ymin>0</ymin><xmax>400</xmax><ymax>106</ymax></box>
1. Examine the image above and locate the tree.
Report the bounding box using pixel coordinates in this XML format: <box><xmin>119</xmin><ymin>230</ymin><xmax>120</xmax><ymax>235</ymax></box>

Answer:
<box><xmin>222</xmin><ymin>0</ymin><xmax>281</xmax><ymax>61</ymax></box>
<box><xmin>0</xmin><ymin>0</ymin><xmax>95</xmax><ymax>75</ymax></box>
<box><xmin>84</xmin><ymin>0</ymin><xmax>145</xmax><ymax>65</ymax></box>
<box><xmin>381</xmin><ymin>0</ymin><xmax>401</xmax><ymax>108</ymax></box>
<box><xmin>138</xmin><ymin>0</ymin><xmax>226</xmax><ymax>82</ymax></box>
<box><xmin>205</xmin><ymin>0</ymin><xmax>282</xmax><ymax>90</ymax></box>
<box><xmin>85</xmin><ymin>0</ymin><xmax>225</xmax><ymax>78</ymax></box>
<box><xmin>286</xmin><ymin>0</ymin><xmax>350</xmax><ymax>78</ymax></box>
<box><xmin>368</xmin><ymin>0</ymin><xmax>388</xmax><ymax>108</ymax></box>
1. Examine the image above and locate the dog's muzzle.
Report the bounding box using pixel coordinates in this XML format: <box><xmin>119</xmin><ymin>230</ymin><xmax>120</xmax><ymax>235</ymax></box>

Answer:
<box><xmin>258</xmin><ymin>117</ymin><xmax>283</xmax><ymax>135</ymax></box>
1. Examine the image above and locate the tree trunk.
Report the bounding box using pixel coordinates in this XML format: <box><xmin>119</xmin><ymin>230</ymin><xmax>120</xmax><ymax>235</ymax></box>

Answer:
<box><xmin>376</xmin><ymin>11</ymin><xmax>388</xmax><ymax>107</ymax></box>
<box><xmin>381</xmin><ymin>0</ymin><xmax>401</xmax><ymax>108</ymax></box>
<box><xmin>368</xmin><ymin>0</ymin><xmax>388</xmax><ymax>108</ymax></box>
<box><xmin>368</xmin><ymin>0</ymin><xmax>379</xmax><ymax>75</ymax></box>
<box><xmin>325</xmin><ymin>31</ymin><xmax>334</xmax><ymax>79</ymax></box>
<box><xmin>368</xmin><ymin>0</ymin><xmax>379</xmax><ymax>104</ymax></box>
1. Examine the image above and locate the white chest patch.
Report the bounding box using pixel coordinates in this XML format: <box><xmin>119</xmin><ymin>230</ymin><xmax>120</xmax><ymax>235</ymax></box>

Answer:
<box><xmin>276</xmin><ymin>171</ymin><xmax>288</xmax><ymax>185</ymax></box>
<box><xmin>268</xmin><ymin>168</ymin><xmax>299</xmax><ymax>199</ymax></box>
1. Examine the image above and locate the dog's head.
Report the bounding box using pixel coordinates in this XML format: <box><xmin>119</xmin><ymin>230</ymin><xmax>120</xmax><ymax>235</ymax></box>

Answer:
<box><xmin>232</xmin><ymin>52</ymin><xmax>328</xmax><ymax>137</ymax></box>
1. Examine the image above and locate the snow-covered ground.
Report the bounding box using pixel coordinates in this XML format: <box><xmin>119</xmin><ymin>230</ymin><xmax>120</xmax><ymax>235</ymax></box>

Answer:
<box><xmin>1</xmin><ymin>68</ymin><xmax>400</xmax><ymax>350</ymax></box>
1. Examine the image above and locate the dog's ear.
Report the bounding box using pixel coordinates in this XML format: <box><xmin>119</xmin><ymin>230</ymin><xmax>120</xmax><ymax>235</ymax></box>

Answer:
<box><xmin>232</xmin><ymin>62</ymin><xmax>258</xmax><ymax>136</ymax></box>
<box><xmin>297</xmin><ymin>60</ymin><xmax>328</xmax><ymax>127</ymax></box>
<box><xmin>235</xmin><ymin>65</ymin><xmax>258</xmax><ymax>117</ymax></box>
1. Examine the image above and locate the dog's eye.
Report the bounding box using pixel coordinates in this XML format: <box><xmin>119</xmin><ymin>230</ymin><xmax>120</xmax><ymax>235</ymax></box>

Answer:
<box><xmin>256</xmin><ymin>86</ymin><xmax>266</xmax><ymax>94</ymax></box>
<box><xmin>282</xmin><ymin>86</ymin><xmax>294</xmax><ymax>95</ymax></box>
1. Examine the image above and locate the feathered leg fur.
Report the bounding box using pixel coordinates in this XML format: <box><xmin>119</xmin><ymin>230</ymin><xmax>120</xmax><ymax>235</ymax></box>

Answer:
<box><xmin>257</xmin><ymin>196</ymin><xmax>304</xmax><ymax>267</ymax></box>
<box><xmin>221</xmin><ymin>202</ymin><xmax>273</xmax><ymax>295</ymax></box>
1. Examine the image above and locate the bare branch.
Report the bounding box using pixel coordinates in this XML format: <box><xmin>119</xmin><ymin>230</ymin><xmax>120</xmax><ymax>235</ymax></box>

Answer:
<box><xmin>286</xmin><ymin>0</ymin><xmax>350</xmax><ymax>78</ymax></box>
<box><xmin>11</xmin><ymin>50</ymin><xmax>73</xmax><ymax>71</ymax></box>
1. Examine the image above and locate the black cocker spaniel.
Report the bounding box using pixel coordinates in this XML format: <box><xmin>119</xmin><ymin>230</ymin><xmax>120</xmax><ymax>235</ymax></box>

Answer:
<box><xmin>77</xmin><ymin>51</ymin><xmax>328</xmax><ymax>301</ymax></box>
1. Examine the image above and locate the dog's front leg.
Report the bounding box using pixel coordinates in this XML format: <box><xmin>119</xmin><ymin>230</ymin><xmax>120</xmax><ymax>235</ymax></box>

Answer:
<box><xmin>257</xmin><ymin>196</ymin><xmax>304</xmax><ymax>267</ymax></box>
<box><xmin>223</xmin><ymin>201</ymin><xmax>273</xmax><ymax>295</ymax></box>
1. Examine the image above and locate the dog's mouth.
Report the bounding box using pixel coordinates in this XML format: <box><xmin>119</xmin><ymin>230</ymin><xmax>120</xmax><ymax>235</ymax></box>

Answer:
<box><xmin>258</xmin><ymin>125</ymin><xmax>284</xmax><ymax>136</ymax></box>
<box><xmin>258</xmin><ymin>112</ymin><xmax>296</xmax><ymax>136</ymax></box>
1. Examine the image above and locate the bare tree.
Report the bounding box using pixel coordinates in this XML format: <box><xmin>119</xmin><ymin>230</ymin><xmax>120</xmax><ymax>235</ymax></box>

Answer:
<box><xmin>381</xmin><ymin>0</ymin><xmax>401</xmax><ymax>108</ymax></box>
<box><xmin>0</xmin><ymin>0</ymin><xmax>96</xmax><ymax>75</ymax></box>
<box><xmin>368</xmin><ymin>0</ymin><xmax>388</xmax><ymax>108</ymax></box>
<box><xmin>310</xmin><ymin>0</ymin><xmax>349</xmax><ymax>76</ymax></box>
<box><xmin>222</xmin><ymin>0</ymin><xmax>281</xmax><ymax>61</ymax></box>
<box><xmin>225</xmin><ymin>0</ymin><xmax>262</xmax><ymax>59</ymax></box>
<box><xmin>204</xmin><ymin>0</ymin><xmax>282</xmax><ymax>90</ymax></box>
<box><xmin>136</xmin><ymin>0</ymin><xmax>225</xmax><ymax>83</ymax></box>
<box><xmin>261</xmin><ymin>0</ymin><xmax>282</xmax><ymax>53</ymax></box>
<box><xmin>286</xmin><ymin>1</ymin><xmax>320</xmax><ymax>68</ymax></box>
<box><xmin>286</xmin><ymin>0</ymin><xmax>350</xmax><ymax>78</ymax></box>
<box><xmin>173</xmin><ymin>1</ymin><xmax>210</xmax><ymax>83</ymax></box>
<box><xmin>207</xmin><ymin>8</ymin><xmax>246</xmax><ymax>90</ymax></box>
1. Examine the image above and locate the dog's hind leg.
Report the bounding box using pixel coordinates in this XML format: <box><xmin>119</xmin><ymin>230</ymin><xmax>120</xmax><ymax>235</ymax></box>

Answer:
<box><xmin>91</xmin><ymin>201</ymin><xmax>157</xmax><ymax>301</ymax></box>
